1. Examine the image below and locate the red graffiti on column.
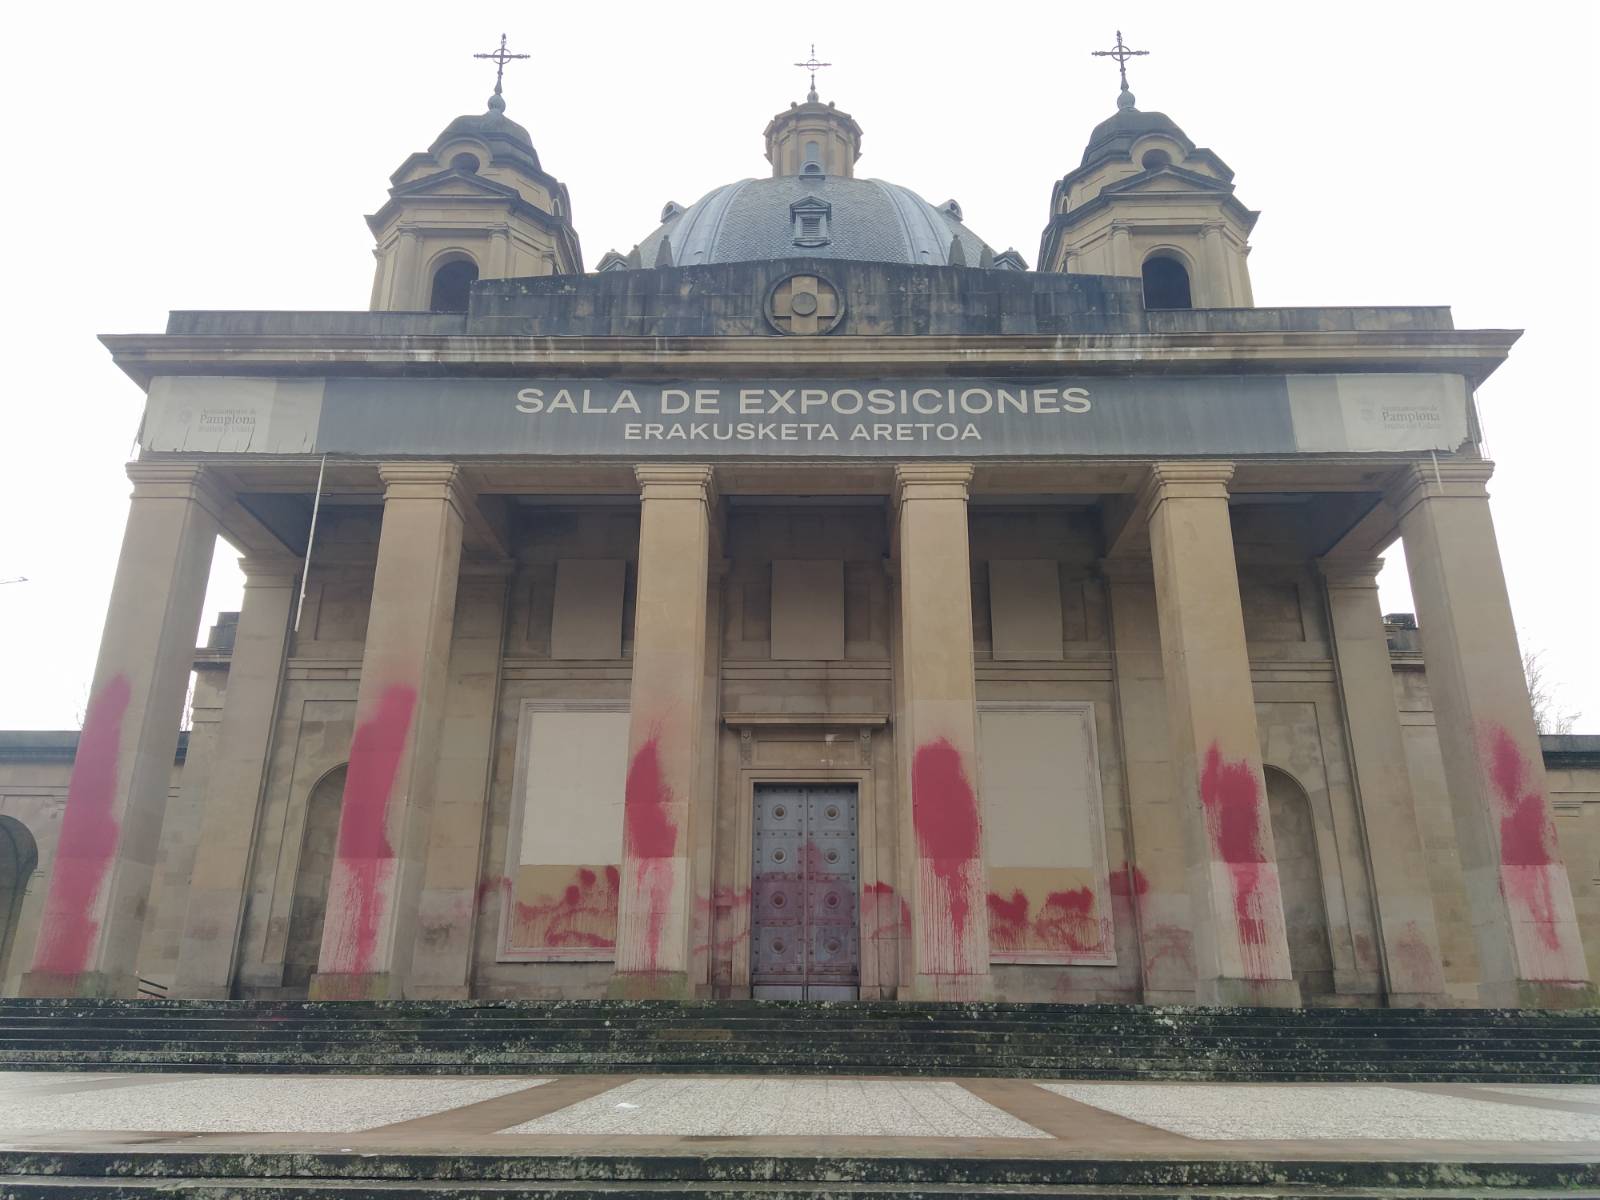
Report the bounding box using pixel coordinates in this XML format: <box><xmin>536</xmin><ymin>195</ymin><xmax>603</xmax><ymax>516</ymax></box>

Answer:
<box><xmin>1200</xmin><ymin>742</ymin><xmax>1273</xmax><ymax>978</ymax></box>
<box><xmin>33</xmin><ymin>674</ymin><xmax>132</xmax><ymax>975</ymax></box>
<box><xmin>623</xmin><ymin>734</ymin><xmax>679</xmax><ymax>971</ymax></box>
<box><xmin>911</xmin><ymin>739</ymin><xmax>982</xmax><ymax>968</ymax></box>
<box><xmin>326</xmin><ymin>683</ymin><xmax>416</xmax><ymax>974</ymax></box>
<box><xmin>1484</xmin><ymin>724</ymin><xmax>1564</xmax><ymax>952</ymax></box>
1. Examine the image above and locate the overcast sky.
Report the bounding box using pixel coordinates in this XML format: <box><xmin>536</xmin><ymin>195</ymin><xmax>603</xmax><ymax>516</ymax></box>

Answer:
<box><xmin>0</xmin><ymin>0</ymin><xmax>1594</xmax><ymax>730</ymax></box>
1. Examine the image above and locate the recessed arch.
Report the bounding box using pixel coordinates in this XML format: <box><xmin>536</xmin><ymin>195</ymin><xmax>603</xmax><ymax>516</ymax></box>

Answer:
<box><xmin>283</xmin><ymin>764</ymin><xmax>347</xmax><ymax>994</ymax></box>
<box><xmin>1142</xmin><ymin>251</ymin><xmax>1192</xmax><ymax>310</ymax></box>
<box><xmin>0</xmin><ymin>815</ymin><xmax>39</xmax><ymax>985</ymax></box>
<box><xmin>1263</xmin><ymin>765</ymin><xmax>1335</xmax><ymax>1000</ymax></box>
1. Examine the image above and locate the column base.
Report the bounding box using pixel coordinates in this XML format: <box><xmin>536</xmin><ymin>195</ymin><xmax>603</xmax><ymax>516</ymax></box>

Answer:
<box><xmin>1142</xmin><ymin>988</ymin><xmax>1199</xmax><ymax>1007</ymax></box>
<box><xmin>19</xmin><ymin>970</ymin><xmax>138</xmax><ymax>999</ymax></box>
<box><xmin>1197</xmin><ymin>976</ymin><xmax>1302</xmax><ymax>1008</ymax></box>
<box><xmin>173</xmin><ymin>983</ymin><xmax>234</xmax><ymax>1000</ymax></box>
<box><xmin>1386</xmin><ymin>992</ymin><xmax>1458</xmax><ymax>1009</ymax></box>
<box><xmin>909</xmin><ymin>972</ymin><xmax>993</xmax><ymax>1002</ymax></box>
<box><xmin>606</xmin><ymin>970</ymin><xmax>692</xmax><ymax>1000</ymax></box>
<box><xmin>1479</xmin><ymin>979</ymin><xmax>1598</xmax><ymax>1010</ymax></box>
<box><xmin>308</xmin><ymin>972</ymin><xmax>405</xmax><ymax>1001</ymax></box>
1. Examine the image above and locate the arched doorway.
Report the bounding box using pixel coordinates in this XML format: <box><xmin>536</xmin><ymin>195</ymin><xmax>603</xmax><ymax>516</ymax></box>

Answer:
<box><xmin>283</xmin><ymin>765</ymin><xmax>346</xmax><ymax>993</ymax></box>
<box><xmin>0</xmin><ymin>816</ymin><xmax>39</xmax><ymax>985</ymax></box>
<box><xmin>1264</xmin><ymin>767</ymin><xmax>1335</xmax><ymax>1000</ymax></box>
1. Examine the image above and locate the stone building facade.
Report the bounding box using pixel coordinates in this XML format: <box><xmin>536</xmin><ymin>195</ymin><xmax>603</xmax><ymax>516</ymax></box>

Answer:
<box><xmin>1</xmin><ymin>74</ymin><xmax>1594</xmax><ymax>1009</ymax></box>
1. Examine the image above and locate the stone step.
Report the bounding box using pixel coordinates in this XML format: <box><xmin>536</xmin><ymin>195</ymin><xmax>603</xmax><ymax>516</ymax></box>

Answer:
<box><xmin>0</xmin><ymin>1150</ymin><xmax>1591</xmax><ymax>1196</ymax></box>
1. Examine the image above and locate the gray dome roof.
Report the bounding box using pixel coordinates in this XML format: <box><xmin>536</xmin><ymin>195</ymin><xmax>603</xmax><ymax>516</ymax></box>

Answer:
<box><xmin>635</xmin><ymin>175</ymin><xmax>997</xmax><ymax>269</ymax></box>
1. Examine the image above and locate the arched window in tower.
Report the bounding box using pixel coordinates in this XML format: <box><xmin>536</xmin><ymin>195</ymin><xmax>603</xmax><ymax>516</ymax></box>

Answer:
<box><xmin>429</xmin><ymin>259</ymin><xmax>479</xmax><ymax>313</ymax></box>
<box><xmin>1142</xmin><ymin>254</ymin><xmax>1192</xmax><ymax>310</ymax></box>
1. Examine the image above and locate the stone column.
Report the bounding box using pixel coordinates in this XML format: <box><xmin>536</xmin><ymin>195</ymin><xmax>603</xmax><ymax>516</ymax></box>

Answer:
<box><xmin>612</xmin><ymin>465</ymin><xmax>716</xmax><ymax>997</ymax></box>
<box><xmin>1110</xmin><ymin>222</ymin><xmax>1135</xmax><ymax>276</ymax></box>
<box><xmin>893</xmin><ymin>464</ymin><xmax>991</xmax><ymax>1001</ymax></box>
<box><xmin>1319</xmin><ymin>557</ymin><xmax>1450</xmax><ymax>1005</ymax></box>
<box><xmin>1390</xmin><ymin>462</ymin><xmax>1592</xmax><ymax>1006</ymax></box>
<box><xmin>310</xmin><ymin>463</ymin><xmax>465</xmax><ymax>1000</ymax></box>
<box><xmin>173</xmin><ymin>553</ymin><xmax>300</xmax><ymax>998</ymax></box>
<box><xmin>1143</xmin><ymin>462</ymin><xmax>1298</xmax><ymax>1007</ymax></box>
<box><xmin>407</xmin><ymin>560</ymin><xmax>512</xmax><ymax>998</ymax></box>
<box><xmin>1103</xmin><ymin>559</ymin><xmax>1194</xmax><ymax>1003</ymax></box>
<box><xmin>22</xmin><ymin>463</ymin><xmax>222</xmax><ymax>997</ymax></box>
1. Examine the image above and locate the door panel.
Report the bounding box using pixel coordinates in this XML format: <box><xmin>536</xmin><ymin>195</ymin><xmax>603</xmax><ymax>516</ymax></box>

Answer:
<box><xmin>752</xmin><ymin>784</ymin><xmax>859</xmax><ymax>999</ymax></box>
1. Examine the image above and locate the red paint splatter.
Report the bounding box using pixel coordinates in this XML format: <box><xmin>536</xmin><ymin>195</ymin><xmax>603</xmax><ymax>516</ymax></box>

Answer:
<box><xmin>33</xmin><ymin>674</ymin><xmax>132</xmax><ymax>976</ymax></box>
<box><xmin>511</xmin><ymin>865</ymin><xmax>620</xmax><ymax>949</ymax></box>
<box><xmin>1483</xmin><ymin>725</ymin><xmax>1564</xmax><ymax>953</ymax></box>
<box><xmin>1108</xmin><ymin>863</ymin><xmax>1150</xmax><ymax>898</ymax></box>
<box><xmin>986</xmin><ymin>885</ymin><xmax>1106</xmax><ymax>955</ymax></box>
<box><xmin>911</xmin><ymin>739</ymin><xmax>982</xmax><ymax>958</ymax></box>
<box><xmin>326</xmin><ymin>683</ymin><xmax>416</xmax><ymax>974</ymax></box>
<box><xmin>1352</xmin><ymin>931</ymin><xmax>1379</xmax><ymax>972</ymax></box>
<box><xmin>1392</xmin><ymin>920</ymin><xmax>1442</xmax><ymax>992</ymax></box>
<box><xmin>1200</xmin><ymin>743</ymin><xmax>1276</xmax><ymax>977</ymax></box>
<box><xmin>621</xmin><ymin>734</ymin><xmax>680</xmax><ymax>972</ymax></box>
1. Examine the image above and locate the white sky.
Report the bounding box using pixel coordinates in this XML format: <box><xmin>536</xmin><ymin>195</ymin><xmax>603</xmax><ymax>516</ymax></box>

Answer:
<box><xmin>0</xmin><ymin>0</ymin><xmax>1594</xmax><ymax>730</ymax></box>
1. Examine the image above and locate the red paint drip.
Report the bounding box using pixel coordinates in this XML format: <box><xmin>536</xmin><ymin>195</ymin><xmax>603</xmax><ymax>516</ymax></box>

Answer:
<box><xmin>911</xmin><ymin>739</ymin><xmax>981</xmax><ymax>950</ymax></box>
<box><xmin>33</xmin><ymin>674</ymin><xmax>132</xmax><ymax>975</ymax></box>
<box><xmin>1483</xmin><ymin>724</ymin><xmax>1563</xmax><ymax>952</ymax></box>
<box><xmin>1108</xmin><ymin>863</ymin><xmax>1150</xmax><ymax>898</ymax></box>
<box><xmin>622</xmin><ymin>734</ymin><xmax>680</xmax><ymax>972</ymax></box>
<box><xmin>511</xmin><ymin>865</ymin><xmax>620</xmax><ymax>949</ymax></box>
<box><xmin>986</xmin><ymin>885</ymin><xmax>1104</xmax><ymax>954</ymax></box>
<box><xmin>329</xmin><ymin>683</ymin><xmax>416</xmax><ymax>973</ymax></box>
<box><xmin>1200</xmin><ymin>742</ymin><xmax>1273</xmax><ymax>976</ymax></box>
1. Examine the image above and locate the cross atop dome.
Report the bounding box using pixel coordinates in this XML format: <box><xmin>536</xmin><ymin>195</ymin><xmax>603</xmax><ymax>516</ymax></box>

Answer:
<box><xmin>474</xmin><ymin>32</ymin><xmax>529</xmax><ymax>113</ymax></box>
<box><xmin>1092</xmin><ymin>30</ymin><xmax>1149</xmax><ymax>110</ymax></box>
<box><xmin>794</xmin><ymin>43</ymin><xmax>831</xmax><ymax>104</ymax></box>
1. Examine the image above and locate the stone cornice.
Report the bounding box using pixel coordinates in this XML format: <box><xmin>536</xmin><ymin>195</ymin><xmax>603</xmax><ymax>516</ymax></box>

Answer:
<box><xmin>894</xmin><ymin>463</ymin><xmax>973</xmax><ymax>506</ymax></box>
<box><xmin>99</xmin><ymin>328</ymin><xmax>1522</xmax><ymax>390</ymax></box>
<box><xmin>635</xmin><ymin>464</ymin><xmax>718</xmax><ymax>508</ymax></box>
<box><xmin>1385</xmin><ymin>460</ymin><xmax>1495</xmax><ymax>522</ymax></box>
<box><xmin>1315</xmin><ymin>557</ymin><xmax>1386</xmax><ymax>588</ymax></box>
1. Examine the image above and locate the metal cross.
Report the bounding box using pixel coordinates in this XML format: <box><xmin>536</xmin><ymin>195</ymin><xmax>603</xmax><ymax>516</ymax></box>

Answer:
<box><xmin>1092</xmin><ymin>30</ymin><xmax>1149</xmax><ymax>93</ymax></box>
<box><xmin>794</xmin><ymin>43</ymin><xmax>831</xmax><ymax>101</ymax></box>
<box><xmin>474</xmin><ymin>32</ymin><xmax>529</xmax><ymax>98</ymax></box>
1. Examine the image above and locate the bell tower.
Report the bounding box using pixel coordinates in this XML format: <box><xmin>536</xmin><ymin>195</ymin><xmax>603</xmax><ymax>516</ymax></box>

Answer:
<box><xmin>367</xmin><ymin>35</ymin><xmax>582</xmax><ymax>312</ymax></box>
<box><xmin>763</xmin><ymin>46</ymin><xmax>863</xmax><ymax>178</ymax></box>
<box><xmin>1038</xmin><ymin>33</ymin><xmax>1257</xmax><ymax>309</ymax></box>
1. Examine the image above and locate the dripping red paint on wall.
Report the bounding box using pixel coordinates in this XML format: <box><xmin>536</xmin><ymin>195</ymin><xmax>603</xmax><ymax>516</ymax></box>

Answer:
<box><xmin>326</xmin><ymin>682</ymin><xmax>416</xmax><ymax>974</ymax></box>
<box><xmin>911</xmin><ymin>738</ymin><xmax>981</xmax><ymax>948</ymax></box>
<box><xmin>1199</xmin><ymin>742</ymin><xmax>1274</xmax><ymax>972</ymax></box>
<box><xmin>1483</xmin><ymin>724</ymin><xmax>1565</xmax><ymax>953</ymax></box>
<box><xmin>511</xmin><ymin>865</ymin><xmax>621</xmax><ymax>949</ymax></box>
<box><xmin>621</xmin><ymin>733</ymin><xmax>680</xmax><ymax>972</ymax></box>
<box><xmin>986</xmin><ymin>885</ymin><xmax>1106</xmax><ymax>955</ymax></box>
<box><xmin>1108</xmin><ymin>863</ymin><xmax>1150</xmax><ymax>899</ymax></box>
<box><xmin>33</xmin><ymin>673</ymin><xmax>132</xmax><ymax>976</ymax></box>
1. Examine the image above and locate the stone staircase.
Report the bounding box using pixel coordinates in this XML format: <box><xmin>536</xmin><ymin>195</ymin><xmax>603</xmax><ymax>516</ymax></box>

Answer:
<box><xmin>0</xmin><ymin>1149</ymin><xmax>1595</xmax><ymax>1197</ymax></box>
<box><xmin>0</xmin><ymin>998</ymin><xmax>1595</xmax><ymax>1081</ymax></box>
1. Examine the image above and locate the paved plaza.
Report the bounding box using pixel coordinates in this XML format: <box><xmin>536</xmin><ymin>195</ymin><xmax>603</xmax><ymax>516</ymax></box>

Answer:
<box><xmin>0</xmin><ymin>1069</ymin><xmax>1594</xmax><ymax>1162</ymax></box>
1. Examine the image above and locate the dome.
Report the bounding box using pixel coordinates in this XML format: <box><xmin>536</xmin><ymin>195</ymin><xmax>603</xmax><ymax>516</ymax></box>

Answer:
<box><xmin>633</xmin><ymin>175</ymin><xmax>999</xmax><ymax>269</ymax></box>
<box><xmin>428</xmin><ymin>104</ymin><xmax>545</xmax><ymax>175</ymax></box>
<box><xmin>1079</xmin><ymin>101</ymin><xmax>1194</xmax><ymax>171</ymax></box>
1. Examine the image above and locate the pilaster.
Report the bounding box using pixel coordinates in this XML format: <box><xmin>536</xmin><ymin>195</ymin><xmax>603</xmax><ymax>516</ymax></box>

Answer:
<box><xmin>1389</xmin><ymin>461</ymin><xmax>1593</xmax><ymax>1006</ymax></box>
<box><xmin>174</xmin><ymin>553</ymin><xmax>301</xmax><ymax>998</ymax></box>
<box><xmin>23</xmin><ymin>463</ymin><xmax>224</xmax><ymax>997</ymax></box>
<box><xmin>1102</xmin><ymin>557</ymin><xmax>1194</xmax><ymax>1003</ymax></box>
<box><xmin>1318</xmin><ymin>557</ymin><xmax>1450</xmax><ymax>1005</ymax></box>
<box><xmin>1142</xmin><ymin>462</ymin><xmax>1299</xmax><ymax>1007</ymax></box>
<box><xmin>611</xmin><ymin>465</ymin><xmax>717</xmax><ymax>997</ymax></box>
<box><xmin>892</xmin><ymin>463</ymin><xmax>991</xmax><ymax>1001</ymax></box>
<box><xmin>310</xmin><ymin>463</ymin><xmax>466</xmax><ymax>999</ymax></box>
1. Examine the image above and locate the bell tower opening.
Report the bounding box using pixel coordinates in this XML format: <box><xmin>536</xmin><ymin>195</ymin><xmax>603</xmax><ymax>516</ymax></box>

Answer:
<box><xmin>429</xmin><ymin>259</ymin><xmax>479</xmax><ymax>313</ymax></box>
<box><xmin>1142</xmin><ymin>254</ymin><xmax>1192</xmax><ymax>309</ymax></box>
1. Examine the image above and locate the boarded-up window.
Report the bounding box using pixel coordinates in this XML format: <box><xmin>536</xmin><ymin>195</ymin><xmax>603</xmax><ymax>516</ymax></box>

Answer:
<box><xmin>988</xmin><ymin>560</ymin><xmax>1064</xmax><ymax>661</ymax></box>
<box><xmin>979</xmin><ymin>704</ymin><xmax>1114</xmax><ymax>964</ymax></box>
<box><xmin>500</xmin><ymin>703</ymin><xmax>629</xmax><ymax>960</ymax></box>
<box><xmin>771</xmin><ymin>560</ymin><xmax>845</xmax><ymax>660</ymax></box>
<box><xmin>550</xmin><ymin>560</ymin><xmax>626</xmax><ymax>659</ymax></box>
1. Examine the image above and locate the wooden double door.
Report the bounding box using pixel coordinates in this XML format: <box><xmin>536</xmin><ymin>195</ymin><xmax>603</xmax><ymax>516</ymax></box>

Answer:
<box><xmin>750</xmin><ymin>784</ymin><xmax>859</xmax><ymax>999</ymax></box>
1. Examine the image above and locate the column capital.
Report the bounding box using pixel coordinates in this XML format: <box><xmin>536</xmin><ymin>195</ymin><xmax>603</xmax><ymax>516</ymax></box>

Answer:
<box><xmin>125</xmin><ymin>461</ymin><xmax>229</xmax><ymax>517</ymax></box>
<box><xmin>1316</xmin><ymin>557</ymin><xmax>1385</xmax><ymax>589</ymax></box>
<box><xmin>237</xmin><ymin>553</ymin><xmax>303</xmax><ymax>588</ymax></box>
<box><xmin>1385</xmin><ymin>459</ymin><xmax>1493</xmax><ymax>520</ymax></box>
<box><xmin>635</xmin><ymin>464</ymin><xmax>717</xmax><ymax>506</ymax></box>
<box><xmin>894</xmin><ymin>462</ymin><xmax>973</xmax><ymax>505</ymax></box>
<box><xmin>1135</xmin><ymin>460</ymin><xmax>1234</xmax><ymax>516</ymax></box>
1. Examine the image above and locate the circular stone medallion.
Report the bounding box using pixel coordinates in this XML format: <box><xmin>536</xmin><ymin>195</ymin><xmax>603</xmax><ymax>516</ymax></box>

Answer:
<box><xmin>765</xmin><ymin>273</ymin><xmax>844</xmax><ymax>335</ymax></box>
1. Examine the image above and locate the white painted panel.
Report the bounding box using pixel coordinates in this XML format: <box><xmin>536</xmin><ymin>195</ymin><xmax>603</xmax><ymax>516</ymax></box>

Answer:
<box><xmin>517</xmin><ymin>709</ymin><xmax>630</xmax><ymax>865</ymax></box>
